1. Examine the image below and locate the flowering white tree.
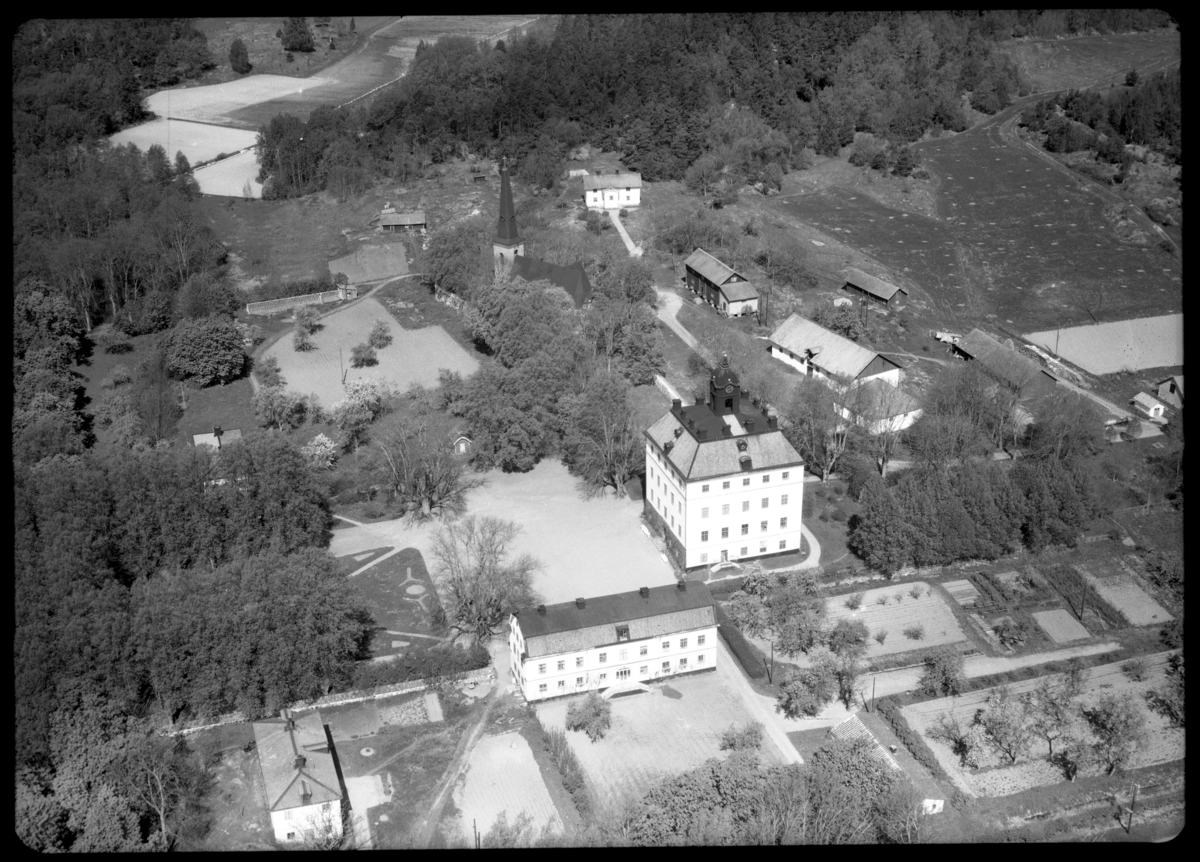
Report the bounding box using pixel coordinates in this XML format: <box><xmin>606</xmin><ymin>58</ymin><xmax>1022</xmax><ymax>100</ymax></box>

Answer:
<box><xmin>331</xmin><ymin>379</ymin><xmax>390</xmax><ymax>452</ymax></box>
<box><xmin>301</xmin><ymin>433</ymin><xmax>338</xmax><ymax>469</ymax></box>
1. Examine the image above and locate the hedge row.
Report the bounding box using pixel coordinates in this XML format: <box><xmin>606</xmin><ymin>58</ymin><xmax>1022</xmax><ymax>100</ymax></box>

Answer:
<box><xmin>350</xmin><ymin>642</ymin><xmax>489</xmax><ymax>690</ymax></box>
<box><xmin>714</xmin><ymin>602</ymin><xmax>767</xmax><ymax>679</ymax></box>
<box><xmin>873</xmin><ymin>695</ymin><xmax>952</xmax><ymax>786</ymax></box>
<box><xmin>542</xmin><ymin>725</ymin><xmax>593</xmax><ymax>819</ymax></box>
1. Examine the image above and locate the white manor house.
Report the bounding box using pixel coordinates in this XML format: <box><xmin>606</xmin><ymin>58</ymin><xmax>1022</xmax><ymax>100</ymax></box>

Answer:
<box><xmin>509</xmin><ymin>583</ymin><xmax>717</xmax><ymax>702</ymax></box>
<box><xmin>644</xmin><ymin>357</ymin><xmax>805</xmax><ymax>570</ymax></box>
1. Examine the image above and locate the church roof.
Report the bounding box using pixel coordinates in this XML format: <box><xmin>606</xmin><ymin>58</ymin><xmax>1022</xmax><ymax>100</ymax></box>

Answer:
<box><xmin>496</xmin><ymin>163</ymin><xmax>521</xmax><ymax>246</ymax></box>
<box><xmin>511</xmin><ymin>255</ymin><xmax>593</xmax><ymax>308</ymax></box>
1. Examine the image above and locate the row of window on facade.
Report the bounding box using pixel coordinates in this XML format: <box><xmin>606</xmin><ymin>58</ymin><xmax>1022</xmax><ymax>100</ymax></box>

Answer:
<box><xmin>700</xmin><ymin>518</ymin><xmax>788</xmax><ymax>540</ymax></box>
<box><xmin>536</xmin><ymin>635</ymin><xmax>706</xmax><ymax>675</ymax></box>
<box><xmin>699</xmin><ymin>542</ymin><xmax>786</xmax><ymax>564</ymax></box>
<box><xmin>536</xmin><ymin>654</ymin><xmax>707</xmax><ymax>693</ymax></box>
<box><xmin>647</xmin><ymin>487</ymin><xmax>789</xmax><ymax>519</ymax></box>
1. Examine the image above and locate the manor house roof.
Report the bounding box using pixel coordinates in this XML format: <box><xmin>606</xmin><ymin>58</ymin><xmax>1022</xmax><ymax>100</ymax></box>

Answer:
<box><xmin>515</xmin><ymin>583</ymin><xmax>715</xmax><ymax>658</ymax></box>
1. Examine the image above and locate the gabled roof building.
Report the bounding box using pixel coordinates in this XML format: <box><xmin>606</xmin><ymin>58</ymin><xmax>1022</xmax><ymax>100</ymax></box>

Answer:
<box><xmin>644</xmin><ymin>356</ymin><xmax>805</xmax><ymax>570</ymax></box>
<box><xmin>583</xmin><ymin>170</ymin><xmax>642</xmax><ymax>209</ymax></box>
<box><xmin>683</xmin><ymin>248</ymin><xmax>758</xmax><ymax>317</ymax></box>
<box><xmin>768</xmin><ymin>313</ymin><xmax>902</xmax><ymax>387</ymax></box>
<box><xmin>952</xmin><ymin>329</ymin><xmax>1058</xmax><ymax>399</ymax></box>
<box><xmin>509</xmin><ymin>582</ymin><xmax>717</xmax><ymax>701</ymax></box>
<box><xmin>253</xmin><ymin>709</ymin><xmax>345</xmax><ymax>844</ymax></box>
<box><xmin>842</xmin><ymin>268</ymin><xmax>908</xmax><ymax>306</ymax></box>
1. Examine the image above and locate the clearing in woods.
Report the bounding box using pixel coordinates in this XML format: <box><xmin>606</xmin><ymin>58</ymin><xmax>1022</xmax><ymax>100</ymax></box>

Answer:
<box><xmin>901</xmin><ymin>651</ymin><xmax>1184</xmax><ymax>799</ymax></box>
<box><xmin>535</xmin><ymin>671</ymin><xmax>783</xmax><ymax>805</ymax></box>
<box><xmin>262</xmin><ymin>295</ymin><xmax>479</xmax><ymax>409</ymax></box>
<box><xmin>447</xmin><ymin>732</ymin><xmax>564</xmax><ymax>845</ymax></box>
<box><xmin>998</xmin><ymin>28</ymin><xmax>1180</xmax><ymax>94</ymax></box>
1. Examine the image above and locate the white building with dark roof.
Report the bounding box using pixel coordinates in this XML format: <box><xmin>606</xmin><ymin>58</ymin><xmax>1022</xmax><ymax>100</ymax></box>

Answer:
<box><xmin>644</xmin><ymin>356</ymin><xmax>805</xmax><ymax>569</ymax></box>
<box><xmin>583</xmin><ymin>170</ymin><xmax>642</xmax><ymax>209</ymax></box>
<box><xmin>509</xmin><ymin>582</ymin><xmax>717</xmax><ymax>701</ymax></box>
<box><xmin>253</xmin><ymin>709</ymin><xmax>344</xmax><ymax>844</ymax></box>
<box><xmin>683</xmin><ymin>248</ymin><xmax>759</xmax><ymax>317</ymax></box>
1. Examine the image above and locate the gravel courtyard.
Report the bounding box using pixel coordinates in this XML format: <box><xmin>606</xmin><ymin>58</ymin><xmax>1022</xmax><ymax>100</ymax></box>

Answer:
<box><xmin>330</xmin><ymin>460</ymin><xmax>676</xmax><ymax>606</ymax></box>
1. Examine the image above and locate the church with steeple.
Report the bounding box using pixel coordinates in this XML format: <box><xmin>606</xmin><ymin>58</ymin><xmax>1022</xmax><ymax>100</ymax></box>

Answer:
<box><xmin>492</xmin><ymin>160</ymin><xmax>592</xmax><ymax>308</ymax></box>
<box><xmin>643</xmin><ymin>356</ymin><xmax>806</xmax><ymax>570</ymax></box>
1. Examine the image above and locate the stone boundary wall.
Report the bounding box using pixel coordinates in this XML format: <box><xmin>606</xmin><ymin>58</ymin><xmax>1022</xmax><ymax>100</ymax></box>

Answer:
<box><xmin>164</xmin><ymin>666</ymin><xmax>494</xmax><ymax>737</ymax></box>
<box><xmin>246</xmin><ymin>290</ymin><xmax>343</xmax><ymax>316</ymax></box>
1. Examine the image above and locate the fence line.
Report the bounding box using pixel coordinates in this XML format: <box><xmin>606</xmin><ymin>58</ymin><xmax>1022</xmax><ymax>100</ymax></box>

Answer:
<box><xmin>245</xmin><ymin>290</ymin><xmax>345</xmax><ymax>316</ymax></box>
<box><xmin>164</xmin><ymin>666</ymin><xmax>494</xmax><ymax>737</ymax></box>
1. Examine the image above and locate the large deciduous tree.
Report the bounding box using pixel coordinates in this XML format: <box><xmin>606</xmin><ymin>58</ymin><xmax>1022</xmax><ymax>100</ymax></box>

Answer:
<box><xmin>560</xmin><ymin>370</ymin><xmax>645</xmax><ymax>497</ymax></box>
<box><xmin>1083</xmin><ymin>690</ymin><xmax>1148</xmax><ymax>774</ymax></box>
<box><xmin>229</xmin><ymin>37</ymin><xmax>251</xmax><ymax>74</ymax></box>
<box><xmin>781</xmin><ymin>377</ymin><xmax>849</xmax><ymax>482</ymax></box>
<box><xmin>431</xmin><ymin>516</ymin><xmax>542</xmax><ymax>643</ymax></box>
<box><xmin>373</xmin><ymin>422</ymin><xmax>483</xmax><ymax>521</ymax></box>
<box><xmin>166</xmin><ymin>315</ymin><xmax>245</xmax><ymax>386</ymax></box>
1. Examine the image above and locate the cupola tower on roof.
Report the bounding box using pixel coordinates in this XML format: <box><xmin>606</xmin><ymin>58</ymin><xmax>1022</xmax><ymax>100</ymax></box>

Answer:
<box><xmin>709</xmin><ymin>354</ymin><xmax>742</xmax><ymax>416</ymax></box>
<box><xmin>493</xmin><ymin>158</ymin><xmax>525</xmax><ymax>275</ymax></box>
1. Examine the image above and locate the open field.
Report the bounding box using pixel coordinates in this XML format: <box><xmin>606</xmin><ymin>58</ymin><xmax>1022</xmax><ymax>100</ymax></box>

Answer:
<box><xmin>746</xmin><ymin>581</ymin><xmax>970</xmax><ymax>670</ymax></box>
<box><xmin>774</xmin><ymin>114</ymin><xmax>1181</xmax><ymax>333</ymax></box>
<box><xmin>263</xmin><ymin>295</ymin><xmax>478</xmax><ymax>408</ymax></box>
<box><xmin>535</xmin><ymin>670</ymin><xmax>780</xmax><ymax>804</ymax></box>
<box><xmin>447</xmin><ymin>731</ymin><xmax>563</xmax><ymax>844</ymax></box>
<box><xmin>1024</xmin><ymin>314</ymin><xmax>1183</xmax><ymax>375</ymax></box>
<box><xmin>999</xmin><ymin>28</ymin><xmax>1181</xmax><ymax>94</ymax></box>
<box><xmin>329</xmin><ymin>243</ymin><xmax>410</xmax><ymax>284</ymax></box>
<box><xmin>1073</xmin><ymin>559</ymin><xmax>1173</xmax><ymax>626</ymax></box>
<box><xmin>1032</xmin><ymin>609</ymin><xmax>1091</xmax><ymax>643</ymax></box>
<box><xmin>902</xmin><ymin>652</ymin><xmax>1183</xmax><ymax>798</ymax></box>
<box><xmin>142</xmin><ymin>74</ymin><xmax>333</xmax><ymax>126</ymax></box>
<box><xmin>110</xmin><ymin>119</ymin><xmax>256</xmax><ymax>172</ymax></box>
<box><xmin>196</xmin><ymin>150</ymin><xmax>264</xmax><ymax>198</ymax></box>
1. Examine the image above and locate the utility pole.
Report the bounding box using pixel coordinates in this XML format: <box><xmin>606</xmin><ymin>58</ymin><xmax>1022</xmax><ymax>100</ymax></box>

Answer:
<box><xmin>872</xmin><ymin>676</ymin><xmax>877</xmax><ymax>713</ymax></box>
<box><xmin>768</xmin><ymin>642</ymin><xmax>774</xmax><ymax>685</ymax></box>
<box><xmin>1126</xmin><ymin>783</ymin><xmax>1140</xmax><ymax>834</ymax></box>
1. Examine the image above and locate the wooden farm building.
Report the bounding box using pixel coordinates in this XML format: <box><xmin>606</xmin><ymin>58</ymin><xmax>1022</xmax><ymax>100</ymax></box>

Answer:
<box><xmin>509</xmin><ymin>582</ymin><xmax>717</xmax><ymax>701</ymax></box>
<box><xmin>952</xmin><ymin>329</ymin><xmax>1058</xmax><ymax>399</ymax></box>
<box><xmin>1156</xmin><ymin>375</ymin><xmax>1183</xmax><ymax>409</ymax></box>
<box><xmin>683</xmin><ymin>248</ymin><xmax>759</xmax><ymax>317</ymax></box>
<box><xmin>379</xmin><ymin>210</ymin><xmax>425</xmax><ymax>231</ymax></box>
<box><xmin>767</xmin><ymin>314</ymin><xmax>902</xmax><ymax>388</ymax></box>
<box><xmin>841</xmin><ymin>378</ymin><xmax>923</xmax><ymax>434</ymax></box>
<box><xmin>583</xmin><ymin>170</ymin><xmax>642</xmax><ymax>209</ymax></box>
<box><xmin>253</xmin><ymin>709</ymin><xmax>345</xmax><ymax>844</ymax></box>
<box><xmin>841</xmin><ymin>268</ymin><xmax>908</xmax><ymax>307</ymax></box>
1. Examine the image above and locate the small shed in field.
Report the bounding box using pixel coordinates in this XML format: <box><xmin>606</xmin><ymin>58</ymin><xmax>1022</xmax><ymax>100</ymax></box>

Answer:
<box><xmin>453</xmin><ymin>435</ymin><xmax>473</xmax><ymax>456</ymax></box>
<box><xmin>1132</xmin><ymin>392</ymin><xmax>1166</xmax><ymax>420</ymax></box>
<box><xmin>842</xmin><ymin>268</ymin><xmax>908</xmax><ymax>307</ymax></box>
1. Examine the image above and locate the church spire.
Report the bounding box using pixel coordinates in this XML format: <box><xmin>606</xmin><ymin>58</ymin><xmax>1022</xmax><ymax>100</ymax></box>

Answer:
<box><xmin>495</xmin><ymin>158</ymin><xmax>521</xmax><ymax>246</ymax></box>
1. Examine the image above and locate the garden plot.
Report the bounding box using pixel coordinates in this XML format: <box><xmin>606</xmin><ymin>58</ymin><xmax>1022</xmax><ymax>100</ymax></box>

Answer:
<box><xmin>535</xmin><ymin>671</ymin><xmax>778</xmax><ymax>804</ymax></box>
<box><xmin>1074</xmin><ymin>560</ymin><xmax>1173</xmax><ymax>626</ymax></box>
<box><xmin>1032</xmin><ymin>609</ymin><xmax>1091</xmax><ymax>644</ymax></box>
<box><xmin>263</xmin><ymin>296</ymin><xmax>479</xmax><ymax>408</ymax></box>
<box><xmin>329</xmin><ymin>244</ymin><xmax>409</xmax><ymax>284</ymax></box>
<box><xmin>902</xmin><ymin>652</ymin><xmax>1184</xmax><ymax>798</ymax></box>
<box><xmin>448</xmin><ymin>732</ymin><xmax>563</xmax><ymax>845</ymax></box>
<box><xmin>194</xmin><ymin>150</ymin><xmax>264</xmax><ymax>198</ymax></box>
<box><xmin>109</xmin><ymin>119</ymin><xmax>257</xmax><ymax>171</ymax></box>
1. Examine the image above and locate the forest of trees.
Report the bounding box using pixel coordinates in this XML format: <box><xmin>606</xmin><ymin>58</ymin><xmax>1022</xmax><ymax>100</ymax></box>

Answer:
<box><xmin>251</xmin><ymin>11</ymin><xmax>1173</xmax><ymax>199</ymax></box>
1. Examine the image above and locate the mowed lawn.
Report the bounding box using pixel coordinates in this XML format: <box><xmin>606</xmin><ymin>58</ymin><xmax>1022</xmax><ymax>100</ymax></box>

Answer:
<box><xmin>264</xmin><ymin>296</ymin><xmax>479</xmax><ymax>408</ymax></box>
<box><xmin>448</xmin><ymin>732</ymin><xmax>563</xmax><ymax>844</ymax></box>
<box><xmin>535</xmin><ymin>670</ymin><xmax>779</xmax><ymax>805</ymax></box>
<box><xmin>195</xmin><ymin>150</ymin><xmax>264</xmax><ymax>198</ymax></box>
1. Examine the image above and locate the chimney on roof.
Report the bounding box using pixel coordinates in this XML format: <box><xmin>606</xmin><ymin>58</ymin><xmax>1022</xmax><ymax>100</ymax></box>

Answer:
<box><xmin>697</xmin><ymin>428</ymin><xmax>708</xmax><ymax>440</ymax></box>
<box><xmin>537</xmin><ymin>604</ymin><xmax>546</xmax><ymax>615</ymax></box>
<box><xmin>576</xmin><ymin>597</ymin><xmax>586</xmax><ymax>608</ymax></box>
<box><xmin>671</xmin><ymin>398</ymin><xmax>682</xmax><ymax>412</ymax></box>
<box><xmin>745</xmin><ymin>418</ymin><xmax>755</xmax><ymax>432</ymax></box>
<box><xmin>768</xmin><ymin>415</ymin><xmax>778</xmax><ymax>430</ymax></box>
<box><xmin>664</xmin><ymin>440</ymin><xmax>674</xmax><ymax>454</ymax></box>
<box><xmin>639</xmin><ymin>586</ymin><xmax>649</xmax><ymax>598</ymax></box>
<box><xmin>676</xmin><ymin>581</ymin><xmax>686</xmax><ymax>591</ymax></box>
<box><xmin>673</xmin><ymin>426</ymin><xmax>683</xmax><ymax>438</ymax></box>
<box><xmin>294</xmin><ymin>755</ymin><xmax>306</xmax><ymax>770</ymax></box>
<box><xmin>300</xmin><ymin>779</ymin><xmax>311</xmax><ymax>803</ymax></box>
<box><xmin>721</xmin><ymin>426</ymin><xmax>732</xmax><ymax>437</ymax></box>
